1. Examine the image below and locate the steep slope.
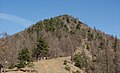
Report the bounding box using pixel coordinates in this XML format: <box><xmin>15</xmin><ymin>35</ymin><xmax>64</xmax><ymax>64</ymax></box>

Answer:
<box><xmin>0</xmin><ymin>14</ymin><xmax>120</xmax><ymax>73</ymax></box>
<box><xmin>0</xmin><ymin>14</ymin><xmax>87</xmax><ymax>62</ymax></box>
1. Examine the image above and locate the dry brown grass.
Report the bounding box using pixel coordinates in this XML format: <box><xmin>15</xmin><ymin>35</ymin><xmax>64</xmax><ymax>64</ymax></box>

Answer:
<box><xmin>5</xmin><ymin>57</ymin><xmax>85</xmax><ymax>73</ymax></box>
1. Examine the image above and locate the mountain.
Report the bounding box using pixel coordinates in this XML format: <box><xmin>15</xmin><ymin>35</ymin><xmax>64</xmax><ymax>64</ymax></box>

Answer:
<box><xmin>0</xmin><ymin>14</ymin><xmax>120</xmax><ymax>73</ymax></box>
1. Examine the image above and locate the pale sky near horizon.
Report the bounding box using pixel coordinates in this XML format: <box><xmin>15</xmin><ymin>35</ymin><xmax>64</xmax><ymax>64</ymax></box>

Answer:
<box><xmin>0</xmin><ymin>0</ymin><xmax>120</xmax><ymax>38</ymax></box>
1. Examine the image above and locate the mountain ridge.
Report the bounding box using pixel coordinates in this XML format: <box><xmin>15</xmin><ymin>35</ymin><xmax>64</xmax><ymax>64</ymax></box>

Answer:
<box><xmin>0</xmin><ymin>14</ymin><xmax>120</xmax><ymax>73</ymax></box>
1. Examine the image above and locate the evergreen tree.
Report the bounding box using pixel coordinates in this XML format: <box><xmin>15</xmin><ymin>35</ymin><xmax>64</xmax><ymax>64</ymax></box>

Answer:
<box><xmin>18</xmin><ymin>48</ymin><xmax>30</xmax><ymax>62</ymax></box>
<box><xmin>17</xmin><ymin>48</ymin><xmax>30</xmax><ymax>68</ymax></box>
<box><xmin>32</xmin><ymin>37</ymin><xmax>48</xmax><ymax>61</ymax></box>
<box><xmin>73</xmin><ymin>51</ymin><xmax>87</xmax><ymax>69</ymax></box>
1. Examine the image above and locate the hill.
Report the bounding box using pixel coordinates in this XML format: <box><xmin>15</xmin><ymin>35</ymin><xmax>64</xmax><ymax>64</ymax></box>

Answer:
<box><xmin>6</xmin><ymin>57</ymin><xmax>85</xmax><ymax>73</ymax></box>
<box><xmin>0</xmin><ymin>14</ymin><xmax>120</xmax><ymax>73</ymax></box>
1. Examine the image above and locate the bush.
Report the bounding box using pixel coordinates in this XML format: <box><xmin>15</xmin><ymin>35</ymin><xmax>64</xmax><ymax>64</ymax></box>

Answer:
<box><xmin>45</xmin><ymin>24</ymin><xmax>55</xmax><ymax>32</ymax></box>
<box><xmin>27</xmin><ymin>62</ymin><xmax>34</xmax><ymax>68</ymax></box>
<box><xmin>63</xmin><ymin>25</ymin><xmax>69</xmax><ymax>32</ymax></box>
<box><xmin>70</xmin><ymin>31</ymin><xmax>75</xmax><ymax>35</ymax></box>
<box><xmin>8</xmin><ymin>63</ymin><xmax>15</xmax><ymax>69</ymax></box>
<box><xmin>16</xmin><ymin>61</ymin><xmax>26</xmax><ymax>68</ymax></box>
<box><xmin>63</xmin><ymin>60</ymin><xmax>67</xmax><ymax>65</ymax></box>
<box><xmin>97</xmin><ymin>33</ymin><xmax>103</xmax><ymax>40</ymax></box>
<box><xmin>76</xmin><ymin>24</ymin><xmax>81</xmax><ymax>30</ymax></box>
<box><xmin>87</xmin><ymin>32</ymin><xmax>93</xmax><ymax>41</ymax></box>
<box><xmin>92</xmin><ymin>59</ymin><xmax>97</xmax><ymax>63</ymax></box>
<box><xmin>72</xmin><ymin>70</ymin><xmax>81</xmax><ymax>73</ymax></box>
<box><xmin>73</xmin><ymin>53</ymin><xmax>87</xmax><ymax>69</ymax></box>
<box><xmin>65</xmin><ymin>65</ymin><xmax>71</xmax><ymax>72</ymax></box>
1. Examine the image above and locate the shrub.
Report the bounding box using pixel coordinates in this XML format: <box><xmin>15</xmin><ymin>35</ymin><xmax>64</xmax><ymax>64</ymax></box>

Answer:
<box><xmin>87</xmin><ymin>32</ymin><xmax>93</xmax><ymax>41</ymax></box>
<box><xmin>8</xmin><ymin>63</ymin><xmax>15</xmax><ymax>69</ymax></box>
<box><xmin>76</xmin><ymin>70</ymin><xmax>81</xmax><ymax>73</ymax></box>
<box><xmin>97</xmin><ymin>33</ymin><xmax>103</xmax><ymax>40</ymax></box>
<box><xmin>27</xmin><ymin>62</ymin><xmax>34</xmax><ymax>68</ymax></box>
<box><xmin>65</xmin><ymin>65</ymin><xmax>71</xmax><ymax>72</ymax></box>
<box><xmin>70</xmin><ymin>31</ymin><xmax>75</xmax><ymax>35</ymax></box>
<box><xmin>76</xmin><ymin>24</ymin><xmax>81</xmax><ymax>30</ymax></box>
<box><xmin>16</xmin><ymin>61</ymin><xmax>26</xmax><ymax>68</ymax></box>
<box><xmin>92</xmin><ymin>59</ymin><xmax>97</xmax><ymax>63</ymax></box>
<box><xmin>72</xmin><ymin>70</ymin><xmax>81</xmax><ymax>73</ymax></box>
<box><xmin>45</xmin><ymin>24</ymin><xmax>55</xmax><ymax>32</ymax></box>
<box><xmin>73</xmin><ymin>53</ymin><xmax>87</xmax><ymax>69</ymax></box>
<box><xmin>63</xmin><ymin>25</ymin><xmax>69</xmax><ymax>32</ymax></box>
<box><xmin>63</xmin><ymin>60</ymin><xmax>67</xmax><ymax>65</ymax></box>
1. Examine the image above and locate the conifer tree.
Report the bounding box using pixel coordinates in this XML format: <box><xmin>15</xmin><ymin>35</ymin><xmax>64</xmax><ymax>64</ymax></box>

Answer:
<box><xmin>32</xmin><ymin>37</ymin><xmax>48</xmax><ymax>61</ymax></box>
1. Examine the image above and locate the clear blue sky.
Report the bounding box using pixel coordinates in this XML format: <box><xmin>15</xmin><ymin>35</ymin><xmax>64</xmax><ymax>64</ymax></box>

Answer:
<box><xmin>0</xmin><ymin>0</ymin><xmax>120</xmax><ymax>38</ymax></box>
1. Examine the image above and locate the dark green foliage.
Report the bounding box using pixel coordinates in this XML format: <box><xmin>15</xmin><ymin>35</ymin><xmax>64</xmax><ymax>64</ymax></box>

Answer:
<box><xmin>16</xmin><ymin>61</ymin><xmax>26</xmax><ymax>68</ymax></box>
<box><xmin>98</xmin><ymin>35</ymin><xmax>103</xmax><ymax>40</ymax></box>
<box><xmin>43</xmin><ymin>17</ymin><xmax>65</xmax><ymax>32</ymax></box>
<box><xmin>97</xmin><ymin>33</ymin><xmax>103</xmax><ymax>40</ymax></box>
<box><xmin>87</xmin><ymin>31</ymin><xmax>93</xmax><ymax>41</ymax></box>
<box><xmin>63</xmin><ymin>14</ymin><xmax>70</xmax><ymax>23</ymax></box>
<box><xmin>27</xmin><ymin>62</ymin><xmax>34</xmax><ymax>68</ymax></box>
<box><xmin>92</xmin><ymin>59</ymin><xmax>97</xmax><ymax>63</ymax></box>
<box><xmin>106</xmin><ymin>39</ymin><xmax>109</xmax><ymax>46</ymax></box>
<box><xmin>112</xmin><ymin>36</ymin><xmax>117</xmax><ymax>50</ymax></box>
<box><xmin>70</xmin><ymin>31</ymin><xmax>75</xmax><ymax>35</ymax></box>
<box><xmin>66</xmin><ymin>17</ymin><xmax>70</xmax><ymax>23</ymax></box>
<box><xmin>63</xmin><ymin>60</ymin><xmax>67</xmax><ymax>65</ymax></box>
<box><xmin>85</xmin><ymin>43</ymin><xmax>89</xmax><ymax>50</ymax></box>
<box><xmin>63</xmin><ymin>25</ymin><xmax>69</xmax><ymax>32</ymax></box>
<box><xmin>31</xmin><ymin>17</ymin><xmax>64</xmax><ymax>32</ymax></box>
<box><xmin>8</xmin><ymin>63</ymin><xmax>15</xmax><ymax>69</ymax></box>
<box><xmin>18</xmin><ymin>48</ymin><xmax>30</xmax><ymax>62</ymax></box>
<box><xmin>76</xmin><ymin>24</ymin><xmax>81</xmax><ymax>30</ymax></box>
<box><xmin>34</xmin><ymin>22</ymin><xmax>44</xmax><ymax>32</ymax></box>
<box><xmin>27</xmin><ymin>21</ymin><xmax>44</xmax><ymax>34</ymax></box>
<box><xmin>45</xmin><ymin>24</ymin><xmax>55</xmax><ymax>32</ymax></box>
<box><xmin>32</xmin><ymin>37</ymin><xmax>49</xmax><ymax>60</ymax></box>
<box><xmin>27</xmin><ymin>15</ymin><xmax>70</xmax><ymax>33</ymax></box>
<box><xmin>64</xmin><ymin>65</ymin><xmax>71</xmax><ymax>72</ymax></box>
<box><xmin>72</xmin><ymin>70</ymin><xmax>81</xmax><ymax>73</ymax></box>
<box><xmin>73</xmin><ymin>52</ymin><xmax>87</xmax><ymax>69</ymax></box>
<box><xmin>17</xmin><ymin>48</ymin><xmax>30</xmax><ymax>68</ymax></box>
